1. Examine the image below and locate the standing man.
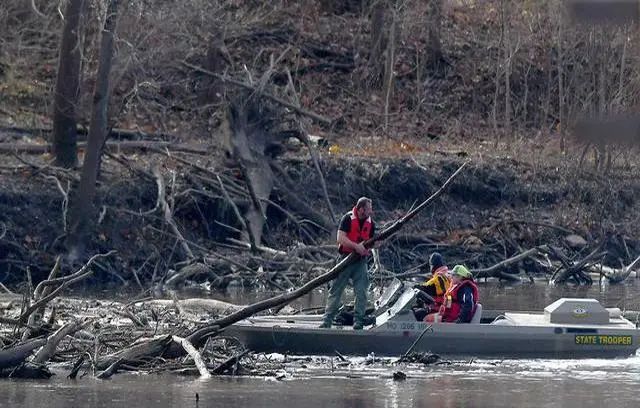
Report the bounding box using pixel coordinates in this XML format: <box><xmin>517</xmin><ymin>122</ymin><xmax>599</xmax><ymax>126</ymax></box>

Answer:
<box><xmin>320</xmin><ymin>197</ymin><xmax>375</xmax><ymax>330</ymax></box>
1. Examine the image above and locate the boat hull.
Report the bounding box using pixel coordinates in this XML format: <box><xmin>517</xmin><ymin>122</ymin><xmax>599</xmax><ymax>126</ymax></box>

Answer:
<box><xmin>226</xmin><ymin>318</ymin><xmax>640</xmax><ymax>358</ymax></box>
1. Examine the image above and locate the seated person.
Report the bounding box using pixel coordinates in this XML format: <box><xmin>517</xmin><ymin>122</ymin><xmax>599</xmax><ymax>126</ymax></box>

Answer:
<box><xmin>436</xmin><ymin>264</ymin><xmax>479</xmax><ymax>323</ymax></box>
<box><xmin>412</xmin><ymin>252</ymin><xmax>451</xmax><ymax>321</ymax></box>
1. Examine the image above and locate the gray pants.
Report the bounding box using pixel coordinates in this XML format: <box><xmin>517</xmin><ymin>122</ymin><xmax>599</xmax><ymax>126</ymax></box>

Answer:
<box><xmin>322</xmin><ymin>258</ymin><xmax>369</xmax><ymax>326</ymax></box>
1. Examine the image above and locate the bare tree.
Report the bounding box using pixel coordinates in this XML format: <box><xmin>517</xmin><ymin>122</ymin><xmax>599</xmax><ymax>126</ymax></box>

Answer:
<box><xmin>502</xmin><ymin>0</ymin><xmax>513</xmax><ymax>138</ymax></box>
<box><xmin>68</xmin><ymin>0</ymin><xmax>120</xmax><ymax>256</ymax></box>
<box><xmin>366</xmin><ymin>0</ymin><xmax>386</xmax><ymax>88</ymax></box>
<box><xmin>425</xmin><ymin>0</ymin><xmax>444</xmax><ymax>72</ymax></box>
<box><xmin>51</xmin><ymin>0</ymin><xmax>87</xmax><ymax>168</ymax></box>
<box><xmin>556</xmin><ymin>2</ymin><xmax>565</xmax><ymax>152</ymax></box>
<box><xmin>383</xmin><ymin>5</ymin><xmax>397</xmax><ymax>130</ymax></box>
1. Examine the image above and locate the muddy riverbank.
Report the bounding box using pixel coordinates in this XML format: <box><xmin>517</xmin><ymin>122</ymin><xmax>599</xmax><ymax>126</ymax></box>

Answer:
<box><xmin>1</xmin><ymin>145</ymin><xmax>639</xmax><ymax>290</ymax></box>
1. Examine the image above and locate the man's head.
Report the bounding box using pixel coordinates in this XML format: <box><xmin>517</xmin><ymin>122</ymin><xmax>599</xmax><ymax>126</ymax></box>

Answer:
<box><xmin>429</xmin><ymin>252</ymin><xmax>445</xmax><ymax>272</ymax></box>
<box><xmin>355</xmin><ymin>197</ymin><xmax>373</xmax><ymax>220</ymax></box>
<box><xmin>451</xmin><ymin>264</ymin><xmax>472</xmax><ymax>281</ymax></box>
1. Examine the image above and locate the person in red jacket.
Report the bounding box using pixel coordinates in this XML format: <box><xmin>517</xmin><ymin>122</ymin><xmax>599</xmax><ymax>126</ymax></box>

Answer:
<box><xmin>320</xmin><ymin>197</ymin><xmax>375</xmax><ymax>330</ymax></box>
<box><xmin>439</xmin><ymin>265</ymin><xmax>479</xmax><ymax>323</ymax></box>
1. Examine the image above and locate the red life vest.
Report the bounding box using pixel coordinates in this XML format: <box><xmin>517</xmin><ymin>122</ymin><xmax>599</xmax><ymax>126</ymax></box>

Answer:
<box><xmin>440</xmin><ymin>279</ymin><xmax>479</xmax><ymax>323</ymax></box>
<box><xmin>338</xmin><ymin>207</ymin><xmax>373</xmax><ymax>254</ymax></box>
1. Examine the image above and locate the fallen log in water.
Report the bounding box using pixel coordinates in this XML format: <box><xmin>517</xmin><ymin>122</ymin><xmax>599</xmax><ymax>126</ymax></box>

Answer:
<box><xmin>172</xmin><ymin>335</ymin><xmax>211</xmax><ymax>378</ymax></box>
<box><xmin>0</xmin><ymin>338</ymin><xmax>47</xmax><ymax>369</ymax></box>
<box><xmin>550</xmin><ymin>245</ymin><xmax>605</xmax><ymax>285</ymax></box>
<box><xmin>138</xmin><ymin>298</ymin><xmax>243</xmax><ymax>315</ymax></box>
<box><xmin>96</xmin><ymin>335</ymin><xmax>173</xmax><ymax>370</ymax></box>
<box><xmin>32</xmin><ymin>319</ymin><xmax>88</xmax><ymax>364</ymax></box>
<box><xmin>96</xmin><ymin>358</ymin><xmax>124</xmax><ymax>380</ymax></box>
<box><xmin>585</xmin><ymin>255</ymin><xmax>640</xmax><ymax>284</ymax></box>
<box><xmin>2</xmin><ymin>363</ymin><xmax>52</xmax><ymax>379</ymax></box>
<box><xmin>472</xmin><ymin>246</ymin><xmax>549</xmax><ymax>281</ymax></box>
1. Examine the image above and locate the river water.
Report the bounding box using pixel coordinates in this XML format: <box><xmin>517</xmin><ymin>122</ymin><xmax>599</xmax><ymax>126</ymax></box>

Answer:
<box><xmin>2</xmin><ymin>279</ymin><xmax>640</xmax><ymax>408</ymax></box>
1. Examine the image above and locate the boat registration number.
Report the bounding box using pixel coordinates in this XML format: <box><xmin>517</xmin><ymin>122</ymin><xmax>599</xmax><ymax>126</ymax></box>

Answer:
<box><xmin>574</xmin><ymin>335</ymin><xmax>633</xmax><ymax>346</ymax></box>
<box><xmin>384</xmin><ymin>322</ymin><xmax>427</xmax><ymax>331</ymax></box>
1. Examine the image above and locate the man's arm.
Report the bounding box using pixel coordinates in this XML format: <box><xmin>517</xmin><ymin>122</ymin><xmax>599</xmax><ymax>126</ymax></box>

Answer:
<box><xmin>337</xmin><ymin>230</ymin><xmax>369</xmax><ymax>256</ymax></box>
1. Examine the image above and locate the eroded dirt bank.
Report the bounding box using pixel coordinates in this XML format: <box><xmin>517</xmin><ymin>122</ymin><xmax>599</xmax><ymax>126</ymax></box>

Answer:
<box><xmin>1</xmin><ymin>147</ymin><xmax>639</xmax><ymax>290</ymax></box>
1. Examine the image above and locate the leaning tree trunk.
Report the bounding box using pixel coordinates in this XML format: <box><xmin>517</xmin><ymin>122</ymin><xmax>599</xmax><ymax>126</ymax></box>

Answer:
<box><xmin>51</xmin><ymin>0</ymin><xmax>86</xmax><ymax>168</ymax></box>
<box><xmin>197</xmin><ymin>29</ymin><xmax>229</xmax><ymax>105</ymax></box>
<box><xmin>67</xmin><ymin>0</ymin><xmax>119</xmax><ymax>257</ymax></box>
<box><xmin>226</xmin><ymin>97</ymin><xmax>274</xmax><ymax>248</ymax></box>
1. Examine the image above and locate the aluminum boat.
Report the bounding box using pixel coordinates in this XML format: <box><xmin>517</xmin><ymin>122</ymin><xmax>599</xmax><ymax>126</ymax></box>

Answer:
<box><xmin>226</xmin><ymin>280</ymin><xmax>640</xmax><ymax>358</ymax></box>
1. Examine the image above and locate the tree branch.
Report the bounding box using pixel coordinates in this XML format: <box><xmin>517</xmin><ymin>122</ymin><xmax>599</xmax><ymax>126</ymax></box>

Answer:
<box><xmin>181</xmin><ymin>60</ymin><xmax>333</xmax><ymax>125</ymax></box>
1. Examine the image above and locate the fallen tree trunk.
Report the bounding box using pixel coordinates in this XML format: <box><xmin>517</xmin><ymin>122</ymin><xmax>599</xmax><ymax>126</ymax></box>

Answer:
<box><xmin>137</xmin><ymin>298</ymin><xmax>243</xmax><ymax>315</ymax></box>
<box><xmin>162</xmin><ymin>259</ymin><xmax>236</xmax><ymax>290</ymax></box>
<box><xmin>2</xmin><ymin>363</ymin><xmax>53</xmax><ymax>379</ymax></box>
<box><xmin>96</xmin><ymin>335</ymin><xmax>173</xmax><ymax>370</ymax></box>
<box><xmin>585</xmin><ymin>255</ymin><xmax>640</xmax><ymax>284</ymax></box>
<box><xmin>0</xmin><ymin>141</ymin><xmax>209</xmax><ymax>155</ymax></box>
<box><xmin>0</xmin><ymin>338</ymin><xmax>47</xmax><ymax>369</ymax></box>
<box><xmin>96</xmin><ymin>358</ymin><xmax>123</xmax><ymax>379</ymax></box>
<box><xmin>550</xmin><ymin>245</ymin><xmax>606</xmax><ymax>285</ymax></box>
<box><xmin>472</xmin><ymin>246</ymin><xmax>548</xmax><ymax>281</ymax></box>
<box><xmin>0</xmin><ymin>124</ymin><xmax>181</xmax><ymax>142</ymax></box>
<box><xmin>32</xmin><ymin>319</ymin><xmax>88</xmax><ymax>364</ymax></box>
<box><xmin>172</xmin><ymin>335</ymin><xmax>211</xmax><ymax>379</ymax></box>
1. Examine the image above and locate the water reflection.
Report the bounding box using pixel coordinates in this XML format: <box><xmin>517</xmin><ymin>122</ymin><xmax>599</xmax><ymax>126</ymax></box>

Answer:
<box><xmin>2</xmin><ymin>358</ymin><xmax>640</xmax><ymax>408</ymax></box>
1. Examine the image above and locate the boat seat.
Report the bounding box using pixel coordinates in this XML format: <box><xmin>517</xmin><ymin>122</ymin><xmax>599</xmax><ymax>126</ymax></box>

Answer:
<box><xmin>470</xmin><ymin>303</ymin><xmax>482</xmax><ymax>324</ymax></box>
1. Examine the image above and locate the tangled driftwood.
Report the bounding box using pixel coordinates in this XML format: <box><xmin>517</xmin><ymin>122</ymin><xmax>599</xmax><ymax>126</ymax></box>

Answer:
<box><xmin>0</xmin><ymin>162</ymin><xmax>469</xmax><ymax>378</ymax></box>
